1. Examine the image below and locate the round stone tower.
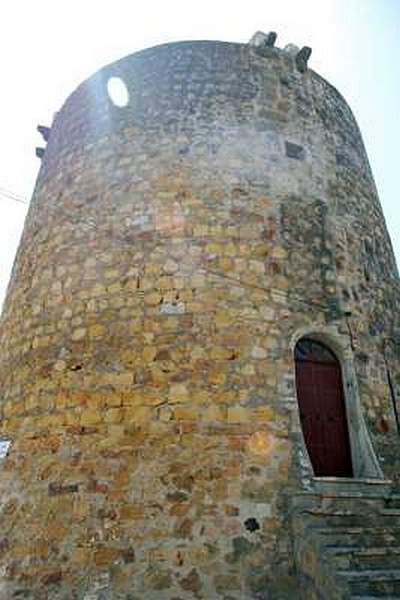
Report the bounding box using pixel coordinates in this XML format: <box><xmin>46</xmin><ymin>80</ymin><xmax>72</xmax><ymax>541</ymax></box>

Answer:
<box><xmin>0</xmin><ymin>34</ymin><xmax>399</xmax><ymax>599</ymax></box>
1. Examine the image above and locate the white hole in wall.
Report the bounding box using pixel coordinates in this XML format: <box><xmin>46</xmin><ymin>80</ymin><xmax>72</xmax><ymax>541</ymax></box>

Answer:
<box><xmin>0</xmin><ymin>439</ymin><xmax>12</xmax><ymax>459</ymax></box>
<box><xmin>107</xmin><ymin>77</ymin><xmax>129</xmax><ymax>107</ymax></box>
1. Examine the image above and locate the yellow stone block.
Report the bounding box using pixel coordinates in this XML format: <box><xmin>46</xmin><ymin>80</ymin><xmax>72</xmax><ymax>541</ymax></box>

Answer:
<box><xmin>104</xmin><ymin>268</ymin><xmax>120</xmax><ymax>279</ymax></box>
<box><xmin>252</xmin><ymin>407</ymin><xmax>275</xmax><ymax>422</ymax></box>
<box><xmin>241</xmin><ymin>364</ymin><xmax>256</xmax><ymax>376</ymax></box>
<box><xmin>173</xmin><ymin>407</ymin><xmax>198</xmax><ymax>421</ymax></box>
<box><xmin>129</xmin><ymin>319</ymin><xmax>142</xmax><ymax>334</ymax></box>
<box><xmin>64</xmin><ymin>411</ymin><xmax>79</xmax><ymax>426</ymax></box>
<box><xmin>3</xmin><ymin>403</ymin><xmax>18</xmax><ymax>417</ymax></box>
<box><xmin>120</xmin><ymin>504</ymin><xmax>145</xmax><ymax>520</ymax></box>
<box><xmin>94</xmin><ymin>547</ymin><xmax>121</xmax><ymax>566</ymax></box>
<box><xmin>124</xmin><ymin>278</ymin><xmax>139</xmax><ymax>291</ymax></box>
<box><xmin>103</xmin><ymin>373</ymin><xmax>134</xmax><ymax>386</ymax></box>
<box><xmin>203</xmin><ymin>406</ymin><xmax>226</xmax><ymax>422</ymax></box>
<box><xmin>219</xmin><ymin>257</ymin><xmax>233</xmax><ymax>271</ymax></box>
<box><xmin>191</xmin><ymin>389</ymin><xmax>209</xmax><ymax>405</ymax></box>
<box><xmin>104</xmin><ymin>408</ymin><xmax>124</xmax><ymax>423</ymax></box>
<box><xmin>145</xmin><ymin>292</ymin><xmax>163</xmax><ymax>305</ymax></box>
<box><xmin>122</xmin><ymin>391</ymin><xmax>142</xmax><ymax>407</ymax></box>
<box><xmin>215</xmin><ymin>312</ymin><xmax>232</xmax><ymax>327</ymax></box>
<box><xmin>224</xmin><ymin>242</ymin><xmax>237</xmax><ymax>256</ymax></box>
<box><xmin>107</xmin><ymin>424</ymin><xmax>125</xmax><ymax>439</ymax></box>
<box><xmin>193</xmin><ymin>225</ymin><xmax>208</xmax><ymax>236</ymax></box>
<box><xmin>239</xmin><ymin>389</ymin><xmax>249</xmax><ymax>403</ymax></box>
<box><xmin>159</xmin><ymin>406</ymin><xmax>173</xmax><ymax>422</ymax></box>
<box><xmin>80</xmin><ymin>409</ymin><xmax>101</xmax><ymax>426</ymax></box>
<box><xmin>179</xmin><ymin>289</ymin><xmax>193</xmax><ymax>302</ymax></box>
<box><xmin>168</xmin><ymin>383</ymin><xmax>189</xmax><ymax>403</ymax></box>
<box><xmin>104</xmin><ymin>392</ymin><xmax>123</xmax><ymax>407</ymax></box>
<box><xmin>145</xmin><ymin>262</ymin><xmax>161</xmax><ymax>275</ymax></box>
<box><xmin>173</xmin><ymin>276</ymin><xmax>185</xmax><ymax>289</ymax></box>
<box><xmin>186</xmin><ymin>301</ymin><xmax>201</xmax><ymax>313</ymax></box>
<box><xmin>142</xmin><ymin>392</ymin><xmax>165</xmax><ymax>407</ymax></box>
<box><xmin>163</xmin><ymin>316</ymin><xmax>179</xmax><ymax>330</ymax></box>
<box><xmin>227</xmin><ymin>406</ymin><xmax>249</xmax><ymax>423</ymax></box>
<box><xmin>89</xmin><ymin>324</ymin><xmax>107</xmax><ymax>338</ymax></box>
<box><xmin>271</xmin><ymin>245</ymin><xmax>288</xmax><ymax>260</ymax></box>
<box><xmin>49</xmin><ymin>413</ymin><xmax>65</xmax><ymax>427</ymax></box>
<box><xmin>125</xmin><ymin>406</ymin><xmax>152</xmax><ymax>423</ymax></box>
<box><xmin>143</xmin><ymin>346</ymin><xmax>157</xmax><ymax>362</ymax></box>
<box><xmin>191</xmin><ymin>346</ymin><xmax>206</xmax><ymax>359</ymax></box>
<box><xmin>191</xmin><ymin>273</ymin><xmax>205</xmax><ymax>287</ymax></box>
<box><xmin>91</xmin><ymin>284</ymin><xmax>106</xmax><ymax>297</ymax></box>
<box><xmin>26</xmin><ymin>395</ymin><xmax>38</xmax><ymax>410</ymax></box>
<box><xmin>109</xmin><ymin>296</ymin><xmax>124</xmax><ymax>309</ymax></box>
<box><xmin>234</xmin><ymin>258</ymin><xmax>247</xmax><ymax>272</ymax></box>
<box><xmin>108</xmin><ymin>282</ymin><xmax>122</xmax><ymax>294</ymax></box>
<box><xmin>215</xmin><ymin>389</ymin><xmax>236</xmax><ymax>404</ymax></box>
<box><xmin>72</xmin><ymin>547</ymin><xmax>91</xmax><ymax>565</ymax></box>
<box><xmin>210</xmin><ymin>346</ymin><xmax>234</xmax><ymax>360</ymax></box>
<box><xmin>71</xmin><ymin>328</ymin><xmax>86</xmax><ymax>341</ymax></box>
<box><xmin>159</xmin><ymin>276</ymin><xmax>173</xmax><ymax>289</ymax></box>
<box><xmin>249</xmin><ymin>260</ymin><xmax>265</xmax><ymax>274</ymax></box>
<box><xmin>208</xmin><ymin>371</ymin><xmax>227</xmax><ymax>385</ymax></box>
<box><xmin>205</xmin><ymin>242</ymin><xmax>223</xmax><ymax>255</ymax></box>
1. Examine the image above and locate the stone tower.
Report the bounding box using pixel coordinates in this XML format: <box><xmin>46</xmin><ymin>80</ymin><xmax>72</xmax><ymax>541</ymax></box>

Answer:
<box><xmin>0</xmin><ymin>33</ymin><xmax>399</xmax><ymax>599</ymax></box>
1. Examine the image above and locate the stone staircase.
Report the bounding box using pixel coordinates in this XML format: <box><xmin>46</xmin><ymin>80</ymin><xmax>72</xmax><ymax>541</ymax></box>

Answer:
<box><xmin>290</xmin><ymin>479</ymin><xmax>400</xmax><ymax>599</ymax></box>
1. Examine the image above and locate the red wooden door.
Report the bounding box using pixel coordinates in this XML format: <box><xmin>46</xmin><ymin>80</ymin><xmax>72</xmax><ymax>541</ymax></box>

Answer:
<box><xmin>295</xmin><ymin>339</ymin><xmax>353</xmax><ymax>477</ymax></box>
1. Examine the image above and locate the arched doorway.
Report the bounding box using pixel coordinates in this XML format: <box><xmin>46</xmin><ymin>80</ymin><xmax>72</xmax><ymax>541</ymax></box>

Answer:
<box><xmin>295</xmin><ymin>338</ymin><xmax>353</xmax><ymax>477</ymax></box>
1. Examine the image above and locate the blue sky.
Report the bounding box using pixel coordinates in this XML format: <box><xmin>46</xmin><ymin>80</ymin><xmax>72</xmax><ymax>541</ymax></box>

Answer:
<box><xmin>0</xmin><ymin>0</ymin><xmax>398</xmax><ymax>305</ymax></box>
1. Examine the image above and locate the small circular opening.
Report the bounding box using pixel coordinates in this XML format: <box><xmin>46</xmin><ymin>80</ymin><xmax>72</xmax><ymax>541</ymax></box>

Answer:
<box><xmin>107</xmin><ymin>77</ymin><xmax>129</xmax><ymax>107</ymax></box>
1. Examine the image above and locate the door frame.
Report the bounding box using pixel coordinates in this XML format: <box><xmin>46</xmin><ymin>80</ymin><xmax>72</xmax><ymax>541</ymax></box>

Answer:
<box><xmin>294</xmin><ymin>338</ymin><xmax>353</xmax><ymax>477</ymax></box>
<box><xmin>290</xmin><ymin>326</ymin><xmax>383</xmax><ymax>481</ymax></box>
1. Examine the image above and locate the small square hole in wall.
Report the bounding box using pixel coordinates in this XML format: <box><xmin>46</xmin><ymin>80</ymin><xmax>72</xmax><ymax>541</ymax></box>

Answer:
<box><xmin>0</xmin><ymin>440</ymin><xmax>12</xmax><ymax>459</ymax></box>
<box><xmin>285</xmin><ymin>141</ymin><xmax>305</xmax><ymax>160</ymax></box>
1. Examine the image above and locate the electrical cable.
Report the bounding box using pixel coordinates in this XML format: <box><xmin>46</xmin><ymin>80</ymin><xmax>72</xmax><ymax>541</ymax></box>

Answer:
<box><xmin>0</xmin><ymin>186</ymin><xmax>28</xmax><ymax>204</ymax></box>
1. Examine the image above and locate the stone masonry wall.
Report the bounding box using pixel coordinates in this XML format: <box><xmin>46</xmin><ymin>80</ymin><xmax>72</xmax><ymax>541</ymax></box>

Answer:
<box><xmin>0</xmin><ymin>40</ymin><xmax>398</xmax><ymax>599</ymax></box>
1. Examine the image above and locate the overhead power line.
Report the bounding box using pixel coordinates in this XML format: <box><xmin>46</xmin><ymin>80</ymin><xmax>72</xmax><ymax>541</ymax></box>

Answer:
<box><xmin>0</xmin><ymin>187</ymin><xmax>28</xmax><ymax>205</ymax></box>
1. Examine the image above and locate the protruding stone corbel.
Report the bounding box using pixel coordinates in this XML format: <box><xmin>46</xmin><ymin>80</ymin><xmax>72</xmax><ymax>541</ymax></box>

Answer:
<box><xmin>249</xmin><ymin>31</ymin><xmax>277</xmax><ymax>48</ymax></box>
<box><xmin>265</xmin><ymin>31</ymin><xmax>277</xmax><ymax>47</ymax></box>
<box><xmin>37</xmin><ymin>125</ymin><xmax>51</xmax><ymax>142</ymax></box>
<box><xmin>36</xmin><ymin>123</ymin><xmax>50</xmax><ymax>159</ymax></box>
<box><xmin>295</xmin><ymin>46</ymin><xmax>312</xmax><ymax>73</ymax></box>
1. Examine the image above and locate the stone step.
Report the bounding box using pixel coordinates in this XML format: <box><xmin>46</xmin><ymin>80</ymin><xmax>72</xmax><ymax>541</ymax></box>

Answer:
<box><xmin>339</xmin><ymin>570</ymin><xmax>400</xmax><ymax>578</ymax></box>
<box><xmin>292</xmin><ymin>492</ymin><xmax>389</xmax><ymax>513</ymax></box>
<box><xmin>381</xmin><ymin>509</ymin><xmax>400</xmax><ymax>517</ymax></box>
<box><xmin>351</xmin><ymin>596</ymin><xmax>400</xmax><ymax>599</ymax></box>
<box><xmin>299</xmin><ymin>509</ymin><xmax>400</xmax><ymax>529</ymax></box>
<box><xmin>338</xmin><ymin>570</ymin><xmax>400</xmax><ymax>596</ymax></box>
<box><xmin>328</xmin><ymin>546</ymin><xmax>400</xmax><ymax>571</ymax></box>
<box><xmin>330</xmin><ymin>546</ymin><xmax>400</xmax><ymax>557</ymax></box>
<box><xmin>312</xmin><ymin>478</ymin><xmax>393</xmax><ymax>497</ymax></box>
<box><xmin>312</xmin><ymin>526</ymin><xmax>400</xmax><ymax>548</ymax></box>
<box><xmin>290</xmin><ymin>480</ymin><xmax>393</xmax><ymax>505</ymax></box>
<box><xmin>385</xmin><ymin>495</ymin><xmax>400</xmax><ymax>510</ymax></box>
<box><xmin>291</xmin><ymin>491</ymin><xmax>400</xmax><ymax>598</ymax></box>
